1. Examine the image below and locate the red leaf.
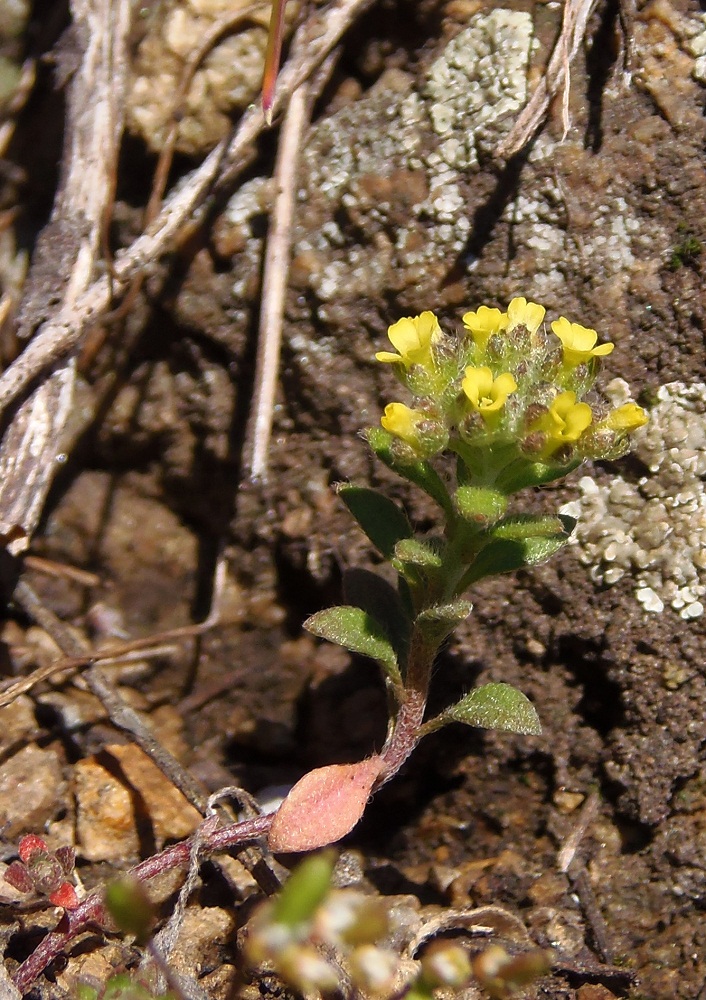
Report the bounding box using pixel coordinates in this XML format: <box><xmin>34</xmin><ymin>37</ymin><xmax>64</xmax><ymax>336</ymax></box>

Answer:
<box><xmin>268</xmin><ymin>757</ymin><xmax>384</xmax><ymax>853</ymax></box>
<box><xmin>18</xmin><ymin>835</ymin><xmax>47</xmax><ymax>864</ymax></box>
<box><xmin>4</xmin><ymin>861</ymin><xmax>33</xmax><ymax>893</ymax></box>
<box><xmin>48</xmin><ymin>882</ymin><xmax>79</xmax><ymax>910</ymax></box>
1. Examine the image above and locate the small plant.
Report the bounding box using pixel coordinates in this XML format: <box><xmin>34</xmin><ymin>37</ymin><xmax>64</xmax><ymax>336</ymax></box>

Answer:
<box><xmin>76</xmin><ymin>973</ymin><xmax>175</xmax><ymax>1000</ymax></box>
<box><xmin>667</xmin><ymin>223</ymin><xmax>702</xmax><ymax>271</ymax></box>
<box><xmin>246</xmin><ymin>850</ymin><xmax>552</xmax><ymax>999</ymax></box>
<box><xmin>268</xmin><ymin>297</ymin><xmax>647</xmax><ymax>852</ymax></box>
<box><xmin>4</xmin><ymin>834</ymin><xmax>78</xmax><ymax>909</ymax></box>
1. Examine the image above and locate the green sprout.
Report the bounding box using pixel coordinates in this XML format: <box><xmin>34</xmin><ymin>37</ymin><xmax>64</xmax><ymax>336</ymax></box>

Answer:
<box><xmin>266</xmin><ymin>297</ymin><xmax>647</xmax><ymax>854</ymax></box>
<box><xmin>668</xmin><ymin>229</ymin><xmax>702</xmax><ymax>271</ymax></box>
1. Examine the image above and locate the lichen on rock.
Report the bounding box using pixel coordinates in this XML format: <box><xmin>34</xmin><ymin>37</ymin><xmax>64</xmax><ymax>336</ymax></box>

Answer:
<box><xmin>562</xmin><ymin>380</ymin><xmax>706</xmax><ymax>618</ymax></box>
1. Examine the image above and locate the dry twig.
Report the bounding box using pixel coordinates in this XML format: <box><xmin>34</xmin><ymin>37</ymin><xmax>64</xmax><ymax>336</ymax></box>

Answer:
<box><xmin>496</xmin><ymin>0</ymin><xmax>599</xmax><ymax>159</ymax></box>
<box><xmin>247</xmin><ymin>81</ymin><xmax>311</xmax><ymax>480</ymax></box>
<box><xmin>13</xmin><ymin>579</ymin><xmax>210</xmax><ymax>814</ymax></box>
<box><xmin>0</xmin><ymin>0</ymin><xmax>131</xmax><ymax>555</ymax></box>
<box><xmin>0</xmin><ymin>0</ymin><xmax>379</xmax><ymax>419</ymax></box>
<box><xmin>11</xmin><ymin>811</ymin><xmax>274</xmax><ymax>993</ymax></box>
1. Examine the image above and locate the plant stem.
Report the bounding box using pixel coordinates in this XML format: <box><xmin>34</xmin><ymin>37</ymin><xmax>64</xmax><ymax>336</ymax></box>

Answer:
<box><xmin>377</xmin><ymin>626</ymin><xmax>437</xmax><ymax>785</ymax></box>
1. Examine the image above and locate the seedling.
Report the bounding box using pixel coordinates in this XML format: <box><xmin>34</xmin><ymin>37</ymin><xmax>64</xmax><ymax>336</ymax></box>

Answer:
<box><xmin>268</xmin><ymin>297</ymin><xmax>647</xmax><ymax>851</ymax></box>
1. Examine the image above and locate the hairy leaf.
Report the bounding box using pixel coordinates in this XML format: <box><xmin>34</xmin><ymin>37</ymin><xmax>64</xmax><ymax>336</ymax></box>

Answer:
<box><xmin>445</xmin><ymin>682</ymin><xmax>541</xmax><ymax>735</ymax></box>
<box><xmin>304</xmin><ymin>606</ymin><xmax>401</xmax><ymax>685</ymax></box>
<box><xmin>268</xmin><ymin>758</ymin><xmax>384</xmax><ymax>852</ymax></box>
<box><xmin>338</xmin><ymin>484</ymin><xmax>412</xmax><ymax>559</ymax></box>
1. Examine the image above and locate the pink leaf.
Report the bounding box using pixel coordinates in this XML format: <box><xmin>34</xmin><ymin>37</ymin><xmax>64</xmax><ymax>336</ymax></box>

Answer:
<box><xmin>18</xmin><ymin>835</ymin><xmax>47</xmax><ymax>864</ymax></box>
<box><xmin>268</xmin><ymin>757</ymin><xmax>384</xmax><ymax>853</ymax></box>
<box><xmin>49</xmin><ymin>882</ymin><xmax>79</xmax><ymax>910</ymax></box>
<box><xmin>4</xmin><ymin>861</ymin><xmax>33</xmax><ymax>893</ymax></box>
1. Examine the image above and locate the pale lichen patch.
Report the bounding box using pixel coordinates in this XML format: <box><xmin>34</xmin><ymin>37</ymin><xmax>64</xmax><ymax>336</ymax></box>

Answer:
<box><xmin>563</xmin><ymin>381</ymin><xmax>706</xmax><ymax>618</ymax></box>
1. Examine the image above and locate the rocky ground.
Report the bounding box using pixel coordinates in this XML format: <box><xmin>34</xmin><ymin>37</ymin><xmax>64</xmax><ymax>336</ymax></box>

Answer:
<box><xmin>0</xmin><ymin>0</ymin><xmax>705</xmax><ymax>996</ymax></box>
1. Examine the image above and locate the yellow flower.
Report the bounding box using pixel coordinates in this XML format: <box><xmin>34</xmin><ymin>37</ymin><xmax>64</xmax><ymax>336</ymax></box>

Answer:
<box><xmin>462</xmin><ymin>306</ymin><xmax>508</xmax><ymax>352</ymax></box>
<box><xmin>462</xmin><ymin>367</ymin><xmax>517</xmax><ymax>419</ymax></box>
<box><xmin>507</xmin><ymin>297</ymin><xmax>545</xmax><ymax>334</ymax></box>
<box><xmin>380</xmin><ymin>402</ymin><xmax>425</xmax><ymax>446</ymax></box>
<box><xmin>551</xmin><ymin>317</ymin><xmax>614</xmax><ymax>367</ymax></box>
<box><xmin>535</xmin><ymin>391</ymin><xmax>593</xmax><ymax>453</ymax></box>
<box><xmin>375</xmin><ymin>312</ymin><xmax>442</xmax><ymax>369</ymax></box>
<box><xmin>602</xmin><ymin>403</ymin><xmax>648</xmax><ymax>432</ymax></box>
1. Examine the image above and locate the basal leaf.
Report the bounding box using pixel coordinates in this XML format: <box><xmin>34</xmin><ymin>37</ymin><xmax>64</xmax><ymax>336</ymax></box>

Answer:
<box><xmin>268</xmin><ymin>758</ymin><xmax>384</xmax><ymax>852</ymax></box>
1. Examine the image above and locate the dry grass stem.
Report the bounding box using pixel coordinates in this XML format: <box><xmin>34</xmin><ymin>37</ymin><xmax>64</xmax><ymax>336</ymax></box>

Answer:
<box><xmin>0</xmin><ymin>0</ymin><xmax>131</xmax><ymax>555</ymax></box>
<box><xmin>496</xmin><ymin>0</ymin><xmax>598</xmax><ymax>158</ymax></box>
<box><xmin>248</xmin><ymin>81</ymin><xmax>311</xmax><ymax>480</ymax></box>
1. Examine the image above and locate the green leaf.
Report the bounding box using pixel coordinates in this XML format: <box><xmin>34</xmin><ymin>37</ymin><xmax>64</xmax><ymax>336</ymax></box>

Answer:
<box><xmin>459</xmin><ymin>515</ymin><xmax>573</xmax><ymax>587</ymax></box>
<box><xmin>454</xmin><ymin>486</ymin><xmax>508</xmax><ymax>524</ymax></box>
<box><xmin>366</xmin><ymin>427</ymin><xmax>453</xmax><ymax>517</ymax></box>
<box><xmin>338</xmin><ymin>484</ymin><xmax>412</xmax><ymax>559</ymax></box>
<box><xmin>491</xmin><ymin>514</ymin><xmax>574</xmax><ymax>541</ymax></box>
<box><xmin>272</xmin><ymin>850</ymin><xmax>336</xmax><ymax>925</ymax></box>
<box><xmin>104</xmin><ymin>878</ymin><xmax>155</xmax><ymax>945</ymax></box>
<box><xmin>304</xmin><ymin>606</ymin><xmax>401</xmax><ymax>685</ymax></box>
<box><xmin>343</xmin><ymin>568</ymin><xmax>411</xmax><ymax>664</ymax></box>
<box><xmin>393</xmin><ymin>538</ymin><xmax>443</xmax><ymax>569</ymax></box>
<box><xmin>444</xmin><ymin>682</ymin><xmax>541</xmax><ymax>735</ymax></box>
<box><xmin>416</xmin><ymin>600</ymin><xmax>473</xmax><ymax>644</ymax></box>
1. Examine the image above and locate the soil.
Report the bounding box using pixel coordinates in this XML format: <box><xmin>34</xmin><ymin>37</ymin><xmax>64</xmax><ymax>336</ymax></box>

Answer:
<box><xmin>0</xmin><ymin>0</ymin><xmax>705</xmax><ymax>997</ymax></box>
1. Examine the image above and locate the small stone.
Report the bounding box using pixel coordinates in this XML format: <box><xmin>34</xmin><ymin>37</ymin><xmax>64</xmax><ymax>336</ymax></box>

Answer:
<box><xmin>0</xmin><ymin>695</ymin><xmax>36</xmax><ymax>754</ymax></box>
<box><xmin>662</xmin><ymin>662</ymin><xmax>692</xmax><ymax>690</ymax></box>
<box><xmin>75</xmin><ymin>757</ymin><xmax>139</xmax><ymax>863</ymax></box>
<box><xmin>167</xmin><ymin>906</ymin><xmax>236</xmax><ymax>978</ymax></box>
<box><xmin>104</xmin><ymin>744</ymin><xmax>201</xmax><ymax>843</ymax></box>
<box><xmin>55</xmin><ymin>943</ymin><xmax>126</xmax><ymax>996</ymax></box>
<box><xmin>0</xmin><ymin>744</ymin><xmax>63</xmax><ymax>838</ymax></box>
<box><xmin>553</xmin><ymin>790</ymin><xmax>586</xmax><ymax>813</ymax></box>
<box><xmin>577</xmin><ymin>986</ymin><xmax>619</xmax><ymax>1000</ymax></box>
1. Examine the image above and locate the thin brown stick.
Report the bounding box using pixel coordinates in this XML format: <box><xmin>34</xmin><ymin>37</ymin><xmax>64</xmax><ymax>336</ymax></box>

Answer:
<box><xmin>0</xmin><ymin>0</ymin><xmax>379</xmax><ymax>418</ymax></box>
<box><xmin>22</xmin><ymin>554</ymin><xmax>101</xmax><ymax>587</ymax></box>
<box><xmin>1</xmin><ymin>557</ymin><xmax>228</xmax><ymax>708</ymax></box>
<box><xmin>13</xmin><ymin>579</ymin><xmax>210</xmax><ymax>814</ymax></box>
<box><xmin>247</xmin><ymin>81</ymin><xmax>310</xmax><ymax>480</ymax></box>
<box><xmin>0</xmin><ymin>643</ymin><xmax>178</xmax><ymax>709</ymax></box>
<box><xmin>496</xmin><ymin>0</ymin><xmax>598</xmax><ymax>159</ymax></box>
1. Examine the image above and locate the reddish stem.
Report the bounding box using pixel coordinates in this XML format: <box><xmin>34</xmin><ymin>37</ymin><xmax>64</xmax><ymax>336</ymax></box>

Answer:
<box><xmin>377</xmin><ymin>687</ymin><xmax>426</xmax><ymax>786</ymax></box>
<box><xmin>12</xmin><ymin>812</ymin><xmax>273</xmax><ymax>994</ymax></box>
<box><xmin>261</xmin><ymin>0</ymin><xmax>289</xmax><ymax>123</ymax></box>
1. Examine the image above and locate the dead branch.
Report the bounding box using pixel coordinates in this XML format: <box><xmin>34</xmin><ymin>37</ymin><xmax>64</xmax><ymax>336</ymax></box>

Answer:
<box><xmin>0</xmin><ymin>0</ymin><xmax>131</xmax><ymax>555</ymax></box>
<box><xmin>247</xmin><ymin>81</ymin><xmax>311</xmax><ymax>480</ymax></box>
<box><xmin>0</xmin><ymin>0</ymin><xmax>379</xmax><ymax>419</ymax></box>
<box><xmin>11</xmin><ymin>812</ymin><xmax>274</xmax><ymax>994</ymax></box>
<box><xmin>13</xmin><ymin>579</ymin><xmax>210</xmax><ymax>815</ymax></box>
<box><xmin>496</xmin><ymin>0</ymin><xmax>599</xmax><ymax>159</ymax></box>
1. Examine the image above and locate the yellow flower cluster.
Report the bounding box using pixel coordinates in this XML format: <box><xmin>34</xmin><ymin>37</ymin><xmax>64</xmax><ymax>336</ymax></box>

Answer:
<box><xmin>374</xmin><ymin>297</ymin><xmax>647</xmax><ymax>467</ymax></box>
